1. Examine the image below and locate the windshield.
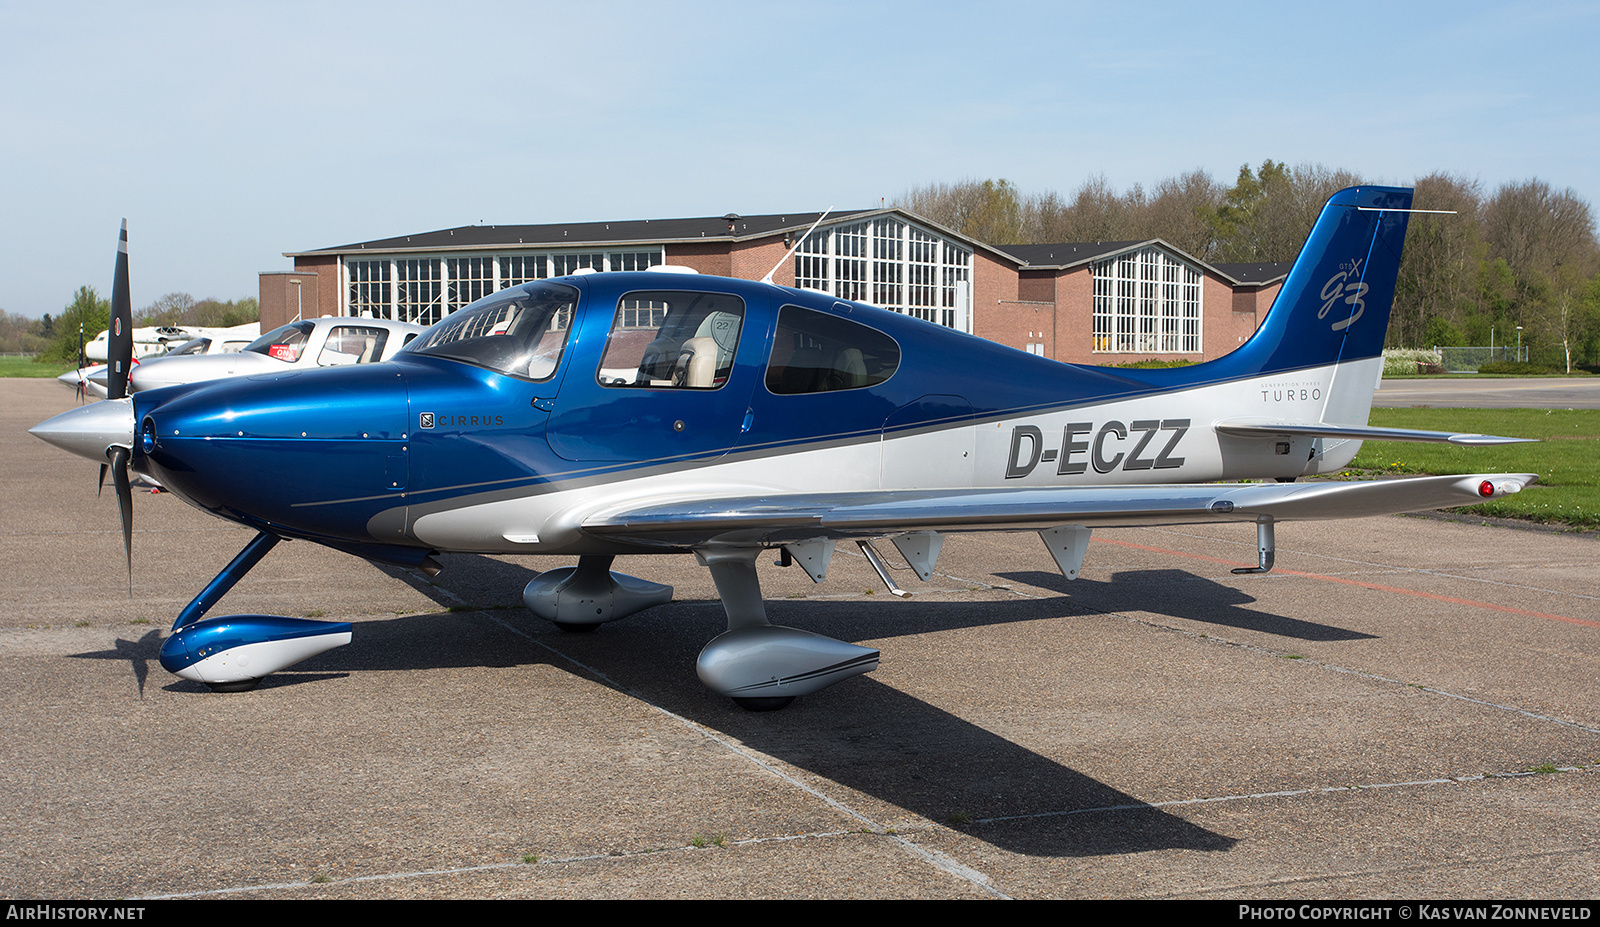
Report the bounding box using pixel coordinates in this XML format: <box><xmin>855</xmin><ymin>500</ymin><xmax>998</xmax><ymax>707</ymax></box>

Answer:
<box><xmin>245</xmin><ymin>322</ymin><xmax>315</xmax><ymax>362</ymax></box>
<box><xmin>402</xmin><ymin>282</ymin><xmax>577</xmax><ymax>380</ymax></box>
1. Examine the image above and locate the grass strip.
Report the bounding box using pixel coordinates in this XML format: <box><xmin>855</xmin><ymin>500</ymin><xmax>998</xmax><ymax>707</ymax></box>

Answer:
<box><xmin>1347</xmin><ymin>408</ymin><xmax>1600</xmax><ymax>529</ymax></box>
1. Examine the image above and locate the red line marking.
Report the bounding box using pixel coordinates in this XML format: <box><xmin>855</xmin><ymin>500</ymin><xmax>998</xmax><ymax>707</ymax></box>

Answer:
<box><xmin>1094</xmin><ymin>537</ymin><xmax>1600</xmax><ymax>630</ymax></box>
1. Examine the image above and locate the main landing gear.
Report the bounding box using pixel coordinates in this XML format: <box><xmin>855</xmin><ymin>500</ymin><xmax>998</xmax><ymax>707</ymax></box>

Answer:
<box><xmin>694</xmin><ymin>548</ymin><xmax>879</xmax><ymax>711</ymax></box>
<box><xmin>524</xmin><ymin>549</ymin><xmax>879</xmax><ymax>711</ymax></box>
<box><xmin>522</xmin><ymin>554</ymin><xmax>673</xmax><ymax>632</ymax></box>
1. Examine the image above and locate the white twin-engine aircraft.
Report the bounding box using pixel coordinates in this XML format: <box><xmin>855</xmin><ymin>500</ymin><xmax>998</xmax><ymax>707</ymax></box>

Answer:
<box><xmin>32</xmin><ymin>188</ymin><xmax>1533</xmax><ymax>709</ymax></box>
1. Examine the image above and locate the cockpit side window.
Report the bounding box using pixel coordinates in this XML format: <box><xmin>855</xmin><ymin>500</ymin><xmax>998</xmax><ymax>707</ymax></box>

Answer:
<box><xmin>402</xmin><ymin>281</ymin><xmax>576</xmax><ymax>381</ymax></box>
<box><xmin>597</xmin><ymin>290</ymin><xmax>745</xmax><ymax>390</ymax></box>
<box><xmin>765</xmin><ymin>305</ymin><xmax>900</xmax><ymax>394</ymax></box>
<box><xmin>318</xmin><ymin>326</ymin><xmax>392</xmax><ymax>366</ymax></box>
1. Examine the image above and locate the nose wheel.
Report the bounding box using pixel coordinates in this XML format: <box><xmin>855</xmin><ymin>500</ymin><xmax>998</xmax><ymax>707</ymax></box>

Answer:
<box><xmin>158</xmin><ymin>532</ymin><xmax>353</xmax><ymax>690</ymax></box>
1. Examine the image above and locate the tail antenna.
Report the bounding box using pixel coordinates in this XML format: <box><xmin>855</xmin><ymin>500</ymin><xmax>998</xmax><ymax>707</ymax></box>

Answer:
<box><xmin>761</xmin><ymin>208</ymin><xmax>832</xmax><ymax>285</ymax></box>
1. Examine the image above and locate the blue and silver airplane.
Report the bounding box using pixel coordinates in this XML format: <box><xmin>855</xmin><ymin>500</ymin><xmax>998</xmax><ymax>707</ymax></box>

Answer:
<box><xmin>32</xmin><ymin>189</ymin><xmax>1535</xmax><ymax>710</ymax></box>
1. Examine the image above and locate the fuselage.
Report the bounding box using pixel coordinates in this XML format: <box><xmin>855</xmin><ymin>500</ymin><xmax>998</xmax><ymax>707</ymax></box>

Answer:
<box><xmin>130</xmin><ymin>271</ymin><xmax>1378</xmax><ymax>563</ymax></box>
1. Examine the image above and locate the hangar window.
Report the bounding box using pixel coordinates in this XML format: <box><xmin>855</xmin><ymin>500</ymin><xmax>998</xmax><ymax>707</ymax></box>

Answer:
<box><xmin>500</xmin><ymin>255</ymin><xmax>547</xmax><ymax>287</ymax></box>
<box><xmin>346</xmin><ymin>251</ymin><xmax>664</xmax><ymax>319</ymax></box>
<box><xmin>447</xmin><ymin>257</ymin><xmax>495</xmax><ymax>314</ymax></box>
<box><xmin>598</xmin><ymin>290</ymin><xmax>744</xmax><ymax>390</ymax></box>
<box><xmin>402</xmin><ymin>281</ymin><xmax>576</xmax><ymax>381</ymax></box>
<box><xmin>397</xmin><ymin>258</ymin><xmax>444</xmax><ymax>327</ymax></box>
<box><xmin>766</xmin><ymin>305</ymin><xmax>899</xmax><ymax>394</ymax></box>
<box><xmin>795</xmin><ymin>218</ymin><xmax>970</xmax><ymax>331</ymax></box>
<box><xmin>607</xmin><ymin>252</ymin><xmax>662</xmax><ymax>272</ymax></box>
<box><xmin>1091</xmin><ymin>246</ymin><xmax>1202</xmax><ymax>354</ymax></box>
<box><xmin>348</xmin><ymin>260</ymin><xmax>391</xmax><ymax>319</ymax></box>
<box><xmin>551</xmin><ymin>253</ymin><xmax>604</xmax><ymax>276</ymax></box>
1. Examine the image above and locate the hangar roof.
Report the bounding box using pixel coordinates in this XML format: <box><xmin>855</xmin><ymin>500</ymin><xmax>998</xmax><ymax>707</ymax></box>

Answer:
<box><xmin>998</xmin><ymin>241</ymin><xmax>1147</xmax><ymax>268</ymax></box>
<box><xmin>1210</xmin><ymin>261</ymin><xmax>1293</xmax><ymax>286</ymax></box>
<box><xmin>1000</xmin><ymin>242</ymin><xmax>1292</xmax><ymax>288</ymax></box>
<box><xmin>290</xmin><ymin>210</ymin><xmax>884</xmax><ymax>256</ymax></box>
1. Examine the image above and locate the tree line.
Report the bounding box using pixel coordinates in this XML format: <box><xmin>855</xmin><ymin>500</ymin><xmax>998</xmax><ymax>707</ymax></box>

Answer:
<box><xmin>14</xmin><ymin>291</ymin><xmax>260</xmax><ymax>362</ymax></box>
<box><xmin>896</xmin><ymin>163</ymin><xmax>1600</xmax><ymax>368</ymax></box>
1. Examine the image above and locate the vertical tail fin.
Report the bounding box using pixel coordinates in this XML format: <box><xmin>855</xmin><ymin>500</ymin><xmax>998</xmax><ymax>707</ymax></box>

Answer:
<box><xmin>1218</xmin><ymin>186</ymin><xmax>1413</xmax><ymax>378</ymax></box>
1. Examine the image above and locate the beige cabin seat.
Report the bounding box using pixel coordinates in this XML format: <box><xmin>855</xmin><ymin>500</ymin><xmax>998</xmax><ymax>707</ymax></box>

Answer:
<box><xmin>833</xmin><ymin>347</ymin><xmax>866</xmax><ymax>390</ymax></box>
<box><xmin>675</xmin><ymin>336</ymin><xmax>719</xmax><ymax>388</ymax></box>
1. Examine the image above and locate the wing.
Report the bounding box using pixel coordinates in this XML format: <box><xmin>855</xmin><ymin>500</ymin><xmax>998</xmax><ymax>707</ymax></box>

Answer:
<box><xmin>581</xmin><ymin>473</ymin><xmax>1538</xmax><ymax>549</ymax></box>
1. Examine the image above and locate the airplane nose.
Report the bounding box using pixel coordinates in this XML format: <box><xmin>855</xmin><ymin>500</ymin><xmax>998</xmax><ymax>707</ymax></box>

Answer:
<box><xmin>30</xmin><ymin>397</ymin><xmax>136</xmax><ymax>463</ymax></box>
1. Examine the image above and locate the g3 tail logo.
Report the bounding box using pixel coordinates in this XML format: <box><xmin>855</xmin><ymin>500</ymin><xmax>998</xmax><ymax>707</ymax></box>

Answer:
<box><xmin>1006</xmin><ymin>419</ymin><xmax>1189</xmax><ymax>479</ymax></box>
<box><xmin>1318</xmin><ymin>258</ymin><xmax>1368</xmax><ymax>332</ymax></box>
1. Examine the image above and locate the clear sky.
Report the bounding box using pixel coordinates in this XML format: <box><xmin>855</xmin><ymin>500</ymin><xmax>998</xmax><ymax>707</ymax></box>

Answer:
<box><xmin>2</xmin><ymin>0</ymin><xmax>1596</xmax><ymax>318</ymax></box>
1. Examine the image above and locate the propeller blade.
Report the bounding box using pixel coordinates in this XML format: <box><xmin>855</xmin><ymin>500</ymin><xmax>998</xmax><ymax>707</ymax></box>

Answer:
<box><xmin>110</xmin><ymin>446</ymin><xmax>132</xmax><ymax>593</ymax></box>
<box><xmin>98</xmin><ymin>462</ymin><xmax>107</xmax><ymax>497</ymax></box>
<box><xmin>107</xmin><ymin>220</ymin><xmax>132</xmax><ymax>401</ymax></box>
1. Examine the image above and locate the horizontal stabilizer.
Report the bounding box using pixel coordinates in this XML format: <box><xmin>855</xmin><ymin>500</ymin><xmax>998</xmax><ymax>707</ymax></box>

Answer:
<box><xmin>582</xmin><ymin>474</ymin><xmax>1538</xmax><ymax>546</ymax></box>
<box><xmin>1213</xmin><ymin>418</ymin><xmax>1534</xmax><ymax>446</ymax></box>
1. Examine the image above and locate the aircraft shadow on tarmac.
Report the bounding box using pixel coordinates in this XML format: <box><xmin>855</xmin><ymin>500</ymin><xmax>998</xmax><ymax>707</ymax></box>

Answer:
<box><xmin>73</xmin><ymin>629</ymin><xmax>167</xmax><ymax>698</ymax></box>
<box><xmin>73</xmin><ymin>552</ymin><xmax>1238</xmax><ymax>858</ymax></box>
<box><xmin>996</xmin><ymin>569</ymin><xmax>1377</xmax><ymax>642</ymax></box>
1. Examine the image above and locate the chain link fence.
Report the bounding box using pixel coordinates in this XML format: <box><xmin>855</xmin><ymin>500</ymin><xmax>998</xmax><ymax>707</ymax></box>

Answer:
<box><xmin>1435</xmin><ymin>346</ymin><xmax>1529</xmax><ymax>372</ymax></box>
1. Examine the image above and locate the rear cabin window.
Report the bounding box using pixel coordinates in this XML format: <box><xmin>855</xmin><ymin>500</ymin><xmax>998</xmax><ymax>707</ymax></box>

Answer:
<box><xmin>765</xmin><ymin>305</ymin><xmax>900</xmax><ymax>394</ymax></box>
<box><xmin>597</xmin><ymin>290</ymin><xmax>744</xmax><ymax>390</ymax></box>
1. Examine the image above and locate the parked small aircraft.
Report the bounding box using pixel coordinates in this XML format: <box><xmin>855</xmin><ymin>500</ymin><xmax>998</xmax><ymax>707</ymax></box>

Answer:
<box><xmin>63</xmin><ymin>326</ymin><xmax>263</xmax><ymax>400</ymax></box>
<box><xmin>32</xmin><ymin>193</ymin><xmax>1534</xmax><ymax>709</ymax></box>
<box><xmin>85</xmin><ymin>324</ymin><xmax>203</xmax><ymax>362</ymax></box>
<box><xmin>127</xmin><ymin>316</ymin><xmax>424</xmax><ymax>392</ymax></box>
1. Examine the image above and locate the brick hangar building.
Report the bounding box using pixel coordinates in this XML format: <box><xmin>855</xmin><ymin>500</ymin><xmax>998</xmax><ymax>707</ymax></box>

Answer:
<box><xmin>262</xmin><ymin>209</ymin><xmax>1288</xmax><ymax>366</ymax></box>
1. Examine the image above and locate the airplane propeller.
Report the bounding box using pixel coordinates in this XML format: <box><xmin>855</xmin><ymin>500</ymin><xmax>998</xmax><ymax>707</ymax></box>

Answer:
<box><xmin>106</xmin><ymin>220</ymin><xmax>133</xmax><ymax>403</ymax></box>
<box><xmin>34</xmin><ymin>220</ymin><xmax>355</xmax><ymax>688</ymax></box>
<box><xmin>99</xmin><ymin>220</ymin><xmax>135</xmax><ymax>590</ymax></box>
<box><xmin>110</xmin><ymin>445</ymin><xmax>133</xmax><ymax>591</ymax></box>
